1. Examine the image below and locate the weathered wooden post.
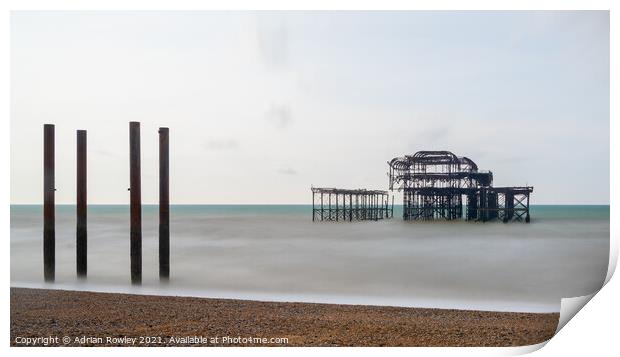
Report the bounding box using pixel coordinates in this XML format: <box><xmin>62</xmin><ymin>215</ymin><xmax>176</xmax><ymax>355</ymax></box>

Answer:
<box><xmin>43</xmin><ymin>124</ymin><xmax>55</xmax><ymax>282</ymax></box>
<box><xmin>129</xmin><ymin>122</ymin><xmax>142</xmax><ymax>284</ymax></box>
<box><xmin>76</xmin><ymin>130</ymin><xmax>87</xmax><ymax>278</ymax></box>
<box><xmin>159</xmin><ymin>127</ymin><xmax>170</xmax><ymax>280</ymax></box>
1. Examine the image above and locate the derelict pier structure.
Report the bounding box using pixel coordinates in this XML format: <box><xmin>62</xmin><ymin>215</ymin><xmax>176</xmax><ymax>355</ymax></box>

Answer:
<box><xmin>388</xmin><ymin>151</ymin><xmax>533</xmax><ymax>222</ymax></box>
<box><xmin>312</xmin><ymin>187</ymin><xmax>394</xmax><ymax>222</ymax></box>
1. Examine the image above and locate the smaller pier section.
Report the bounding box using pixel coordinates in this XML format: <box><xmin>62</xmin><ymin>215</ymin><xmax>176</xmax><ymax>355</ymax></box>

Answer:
<box><xmin>312</xmin><ymin>187</ymin><xmax>394</xmax><ymax>222</ymax></box>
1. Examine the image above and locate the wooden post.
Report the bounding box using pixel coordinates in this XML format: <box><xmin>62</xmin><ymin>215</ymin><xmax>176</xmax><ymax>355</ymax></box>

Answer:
<box><xmin>43</xmin><ymin>124</ymin><xmax>55</xmax><ymax>282</ymax></box>
<box><xmin>76</xmin><ymin>130</ymin><xmax>87</xmax><ymax>278</ymax></box>
<box><xmin>159</xmin><ymin>127</ymin><xmax>170</xmax><ymax>280</ymax></box>
<box><xmin>129</xmin><ymin>122</ymin><xmax>142</xmax><ymax>284</ymax></box>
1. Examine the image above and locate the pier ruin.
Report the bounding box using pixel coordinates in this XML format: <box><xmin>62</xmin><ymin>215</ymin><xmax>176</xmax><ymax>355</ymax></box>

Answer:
<box><xmin>311</xmin><ymin>187</ymin><xmax>394</xmax><ymax>222</ymax></box>
<box><xmin>389</xmin><ymin>151</ymin><xmax>533</xmax><ymax>222</ymax></box>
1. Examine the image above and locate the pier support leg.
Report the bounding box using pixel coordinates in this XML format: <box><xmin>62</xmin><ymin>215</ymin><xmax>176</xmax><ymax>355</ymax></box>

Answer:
<box><xmin>320</xmin><ymin>193</ymin><xmax>324</xmax><ymax>221</ymax></box>
<box><xmin>525</xmin><ymin>193</ymin><xmax>531</xmax><ymax>223</ymax></box>
<box><xmin>76</xmin><ymin>130</ymin><xmax>87</xmax><ymax>278</ymax></box>
<box><xmin>349</xmin><ymin>194</ymin><xmax>353</xmax><ymax>221</ymax></box>
<box><xmin>159</xmin><ymin>127</ymin><xmax>170</xmax><ymax>280</ymax></box>
<box><xmin>312</xmin><ymin>191</ymin><xmax>315</xmax><ymax>222</ymax></box>
<box><xmin>129</xmin><ymin>122</ymin><xmax>142</xmax><ymax>285</ymax></box>
<box><xmin>43</xmin><ymin>124</ymin><xmax>55</xmax><ymax>282</ymax></box>
<box><xmin>374</xmin><ymin>194</ymin><xmax>378</xmax><ymax>221</ymax></box>
<box><xmin>335</xmin><ymin>193</ymin><xmax>339</xmax><ymax>221</ymax></box>
<box><xmin>328</xmin><ymin>193</ymin><xmax>332</xmax><ymax>221</ymax></box>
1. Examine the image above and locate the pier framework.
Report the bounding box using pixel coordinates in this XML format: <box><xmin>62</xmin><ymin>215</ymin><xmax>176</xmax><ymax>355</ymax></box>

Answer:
<box><xmin>312</xmin><ymin>187</ymin><xmax>394</xmax><ymax>222</ymax></box>
<box><xmin>389</xmin><ymin>151</ymin><xmax>532</xmax><ymax>222</ymax></box>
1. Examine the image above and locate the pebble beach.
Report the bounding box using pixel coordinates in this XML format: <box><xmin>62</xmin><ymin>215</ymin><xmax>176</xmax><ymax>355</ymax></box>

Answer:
<box><xmin>10</xmin><ymin>288</ymin><xmax>559</xmax><ymax>347</ymax></box>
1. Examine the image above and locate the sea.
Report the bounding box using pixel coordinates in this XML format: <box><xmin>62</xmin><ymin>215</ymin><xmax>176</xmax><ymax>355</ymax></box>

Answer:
<box><xmin>10</xmin><ymin>204</ymin><xmax>609</xmax><ymax>313</ymax></box>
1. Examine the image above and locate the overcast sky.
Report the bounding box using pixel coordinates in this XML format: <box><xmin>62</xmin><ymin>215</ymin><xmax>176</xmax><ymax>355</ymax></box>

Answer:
<box><xmin>11</xmin><ymin>11</ymin><xmax>609</xmax><ymax>204</ymax></box>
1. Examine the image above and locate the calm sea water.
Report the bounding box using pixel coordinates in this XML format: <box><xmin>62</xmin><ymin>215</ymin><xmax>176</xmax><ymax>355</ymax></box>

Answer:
<box><xmin>10</xmin><ymin>204</ymin><xmax>609</xmax><ymax>312</ymax></box>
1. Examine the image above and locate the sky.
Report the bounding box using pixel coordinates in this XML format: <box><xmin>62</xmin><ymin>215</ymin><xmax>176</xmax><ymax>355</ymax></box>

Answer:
<box><xmin>10</xmin><ymin>11</ymin><xmax>609</xmax><ymax>204</ymax></box>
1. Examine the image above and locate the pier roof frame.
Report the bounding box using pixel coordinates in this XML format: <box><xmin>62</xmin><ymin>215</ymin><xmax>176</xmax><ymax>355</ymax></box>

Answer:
<box><xmin>311</xmin><ymin>187</ymin><xmax>388</xmax><ymax>195</ymax></box>
<box><xmin>390</xmin><ymin>150</ymin><xmax>479</xmax><ymax>172</ymax></box>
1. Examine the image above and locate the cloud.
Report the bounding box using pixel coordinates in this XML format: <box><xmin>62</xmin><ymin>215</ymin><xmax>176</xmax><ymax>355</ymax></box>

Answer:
<box><xmin>264</xmin><ymin>104</ymin><xmax>293</xmax><ymax>129</ymax></box>
<box><xmin>256</xmin><ymin>17</ymin><xmax>288</xmax><ymax>70</ymax></box>
<box><xmin>204</xmin><ymin>138</ymin><xmax>239</xmax><ymax>151</ymax></box>
<box><xmin>422</xmin><ymin>125</ymin><xmax>451</xmax><ymax>142</ymax></box>
<box><xmin>277</xmin><ymin>167</ymin><xmax>298</xmax><ymax>175</ymax></box>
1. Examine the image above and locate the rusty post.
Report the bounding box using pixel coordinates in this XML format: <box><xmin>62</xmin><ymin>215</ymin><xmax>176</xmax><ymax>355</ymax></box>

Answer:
<box><xmin>159</xmin><ymin>127</ymin><xmax>170</xmax><ymax>280</ymax></box>
<box><xmin>76</xmin><ymin>130</ymin><xmax>87</xmax><ymax>278</ymax></box>
<box><xmin>43</xmin><ymin>124</ymin><xmax>55</xmax><ymax>282</ymax></box>
<box><xmin>129</xmin><ymin>122</ymin><xmax>142</xmax><ymax>284</ymax></box>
